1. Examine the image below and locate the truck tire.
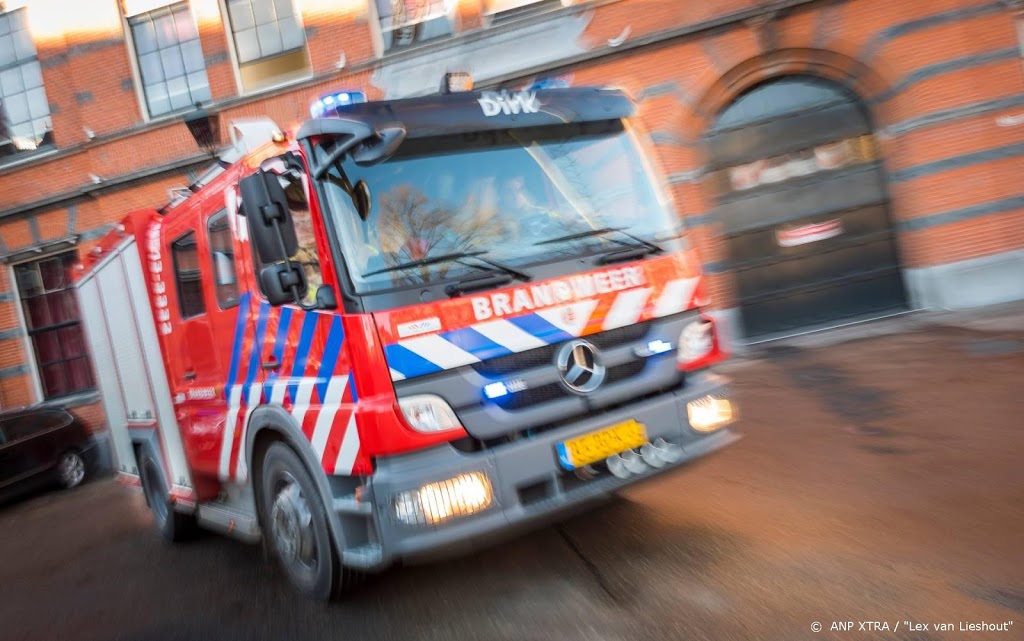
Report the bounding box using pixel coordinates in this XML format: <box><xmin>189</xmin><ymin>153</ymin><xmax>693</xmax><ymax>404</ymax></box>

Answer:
<box><xmin>259</xmin><ymin>442</ymin><xmax>346</xmax><ymax>601</ymax></box>
<box><xmin>139</xmin><ymin>450</ymin><xmax>196</xmax><ymax>543</ymax></box>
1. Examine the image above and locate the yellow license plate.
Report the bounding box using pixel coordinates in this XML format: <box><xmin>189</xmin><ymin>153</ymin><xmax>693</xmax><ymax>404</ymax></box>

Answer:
<box><xmin>556</xmin><ymin>419</ymin><xmax>648</xmax><ymax>470</ymax></box>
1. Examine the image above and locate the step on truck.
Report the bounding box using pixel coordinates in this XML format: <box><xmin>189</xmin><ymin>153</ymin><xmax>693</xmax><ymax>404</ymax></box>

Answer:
<box><xmin>73</xmin><ymin>75</ymin><xmax>740</xmax><ymax>599</ymax></box>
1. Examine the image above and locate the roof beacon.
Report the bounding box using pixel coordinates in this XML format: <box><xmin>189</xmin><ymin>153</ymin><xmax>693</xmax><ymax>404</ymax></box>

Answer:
<box><xmin>310</xmin><ymin>90</ymin><xmax>367</xmax><ymax>118</ymax></box>
<box><xmin>441</xmin><ymin>71</ymin><xmax>474</xmax><ymax>94</ymax></box>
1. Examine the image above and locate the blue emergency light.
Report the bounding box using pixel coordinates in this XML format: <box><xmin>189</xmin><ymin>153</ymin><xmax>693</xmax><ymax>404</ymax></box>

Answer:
<box><xmin>633</xmin><ymin>339</ymin><xmax>673</xmax><ymax>359</ymax></box>
<box><xmin>527</xmin><ymin>77</ymin><xmax>570</xmax><ymax>90</ymax></box>
<box><xmin>310</xmin><ymin>90</ymin><xmax>367</xmax><ymax>118</ymax></box>
<box><xmin>484</xmin><ymin>382</ymin><xmax>509</xmax><ymax>399</ymax></box>
<box><xmin>483</xmin><ymin>377</ymin><xmax>527</xmax><ymax>402</ymax></box>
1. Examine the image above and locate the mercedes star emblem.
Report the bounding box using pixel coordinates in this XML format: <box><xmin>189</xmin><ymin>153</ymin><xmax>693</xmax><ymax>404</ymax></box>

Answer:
<box><xmin>555</xmin><ymin>339</ymin><xmax>606</xmax><ymax>393</ymax></box>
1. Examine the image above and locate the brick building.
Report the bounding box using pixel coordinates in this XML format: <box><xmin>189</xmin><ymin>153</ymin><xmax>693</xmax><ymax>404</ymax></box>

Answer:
<box><xmin>1</xmin><ymin>0</ymin><xmax>1022</xmax><ymax>447</ymax></box>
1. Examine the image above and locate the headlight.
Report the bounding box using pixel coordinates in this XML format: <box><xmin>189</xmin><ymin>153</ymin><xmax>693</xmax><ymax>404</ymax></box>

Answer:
<box><xmin>398</xmin><ymin>394</ymin><xmax>461</xmax><ymax>433</ymax></box>
<box><xmin>678</xmin><ymin>317</ymin><xmax>714</xmax><ymax>366</ymax></box>
<box><xmin>686</xmin><ymin>395</ymin><xmax>734</xmax><ymax>432</ymax></box>
<box><xmin>392</xmin><ymin>472</ymin><xmax>493</xmax><ymax>525</ymax></box>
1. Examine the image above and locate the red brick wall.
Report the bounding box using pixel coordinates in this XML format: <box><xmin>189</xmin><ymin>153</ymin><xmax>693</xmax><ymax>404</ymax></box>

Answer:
<box><xmin>1</xmin><ymin>0</ymin><xmax>1023</xmax><ymax>423</ymax></box>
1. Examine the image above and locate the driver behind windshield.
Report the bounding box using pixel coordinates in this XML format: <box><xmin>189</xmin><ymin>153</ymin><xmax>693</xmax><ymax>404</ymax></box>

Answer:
<box><xmin>497</xmin><ymin>175</ymin><xmax>570</xmax><ymax>241</ymax></box>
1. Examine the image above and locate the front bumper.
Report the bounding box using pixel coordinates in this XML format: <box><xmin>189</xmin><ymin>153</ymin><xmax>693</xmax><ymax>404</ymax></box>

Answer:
<box><xmin>364</xmin><ymin>371</ymin><xmax>739</xmax><ymax>567</ymax></box>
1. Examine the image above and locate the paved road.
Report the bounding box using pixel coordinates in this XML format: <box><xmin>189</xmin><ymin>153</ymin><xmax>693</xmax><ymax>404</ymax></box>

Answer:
<box><xmin>2</xmin><ymin>323</ymin><xmax>1023</xmax><ymax>641</ymax></box>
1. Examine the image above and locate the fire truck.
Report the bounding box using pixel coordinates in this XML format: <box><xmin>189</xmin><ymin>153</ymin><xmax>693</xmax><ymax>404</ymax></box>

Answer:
<box><xmin>73</xmin><ymin>75</ymin><xmax>739</xmax><ymax>599</ymax></box>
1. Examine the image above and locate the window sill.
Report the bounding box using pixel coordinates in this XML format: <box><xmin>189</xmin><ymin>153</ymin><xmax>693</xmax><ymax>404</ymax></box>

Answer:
<box><xmin>0</xmin><ymin>146</ymin><xmax>61</xmax><ymax>172</ymax></box>
<box><xmin>140</xmin><ymin>105</ymin><xmax>207</xmax><ymax>128</ymax></box>
<box><xmin>0</xmin><ymin>235</ymin><xmax>79</xmax><ymax>265</ymax></box>
<box><xmin>236</xmin><ymin>70</ymin><xmax>316</xmax><ymax>100</ymax></box>
<box><xmin>36</xmin><ymin>390</ymin><xmax>101</xmax><ymax>410</ymax></box>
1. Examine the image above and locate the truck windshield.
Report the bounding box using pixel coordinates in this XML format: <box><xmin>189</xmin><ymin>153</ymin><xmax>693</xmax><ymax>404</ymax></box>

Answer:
<box><xmin>313</xmin><ymin>119</ymin><xmax>684</xmax><ymax>293</ymax></box>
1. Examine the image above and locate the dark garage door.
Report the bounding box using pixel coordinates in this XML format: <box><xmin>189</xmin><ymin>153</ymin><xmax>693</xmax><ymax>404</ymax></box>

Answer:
<box><xmin>705</xmin><ymin>75</ymin><xmax>907</xmax><ymax>339</ymax></box>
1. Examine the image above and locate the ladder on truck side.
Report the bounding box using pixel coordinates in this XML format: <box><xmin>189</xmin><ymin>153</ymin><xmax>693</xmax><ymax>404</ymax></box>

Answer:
<box><xmin>75</xmin><ymin>230</ymin><xmax>195</xmax><ymax>507</ymax></box>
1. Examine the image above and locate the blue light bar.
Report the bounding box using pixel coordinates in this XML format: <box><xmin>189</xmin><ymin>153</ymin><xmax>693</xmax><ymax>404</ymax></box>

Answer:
<box><xmin>648</xmin><ymin>339</ymin><xmax>672</xmax><ymax>355</ymax></box>
<box><xmin>484</xmin><ymin>382</ymin><xmax>509</xmax><ymax>399</ymax></box>
<box><xmin>310</xmin><ymin>90</ymin><xmax>367</xmax><ymax>118</ymax></box>
<box><xmin>634</xmin><ymin>339</ymin><xmax>673</xmax><ymax>359</ymax></box>
<box><xmin>528</xmin><ymin>77</ymin><xmax>570</xmax><ymax>90</ymax></box>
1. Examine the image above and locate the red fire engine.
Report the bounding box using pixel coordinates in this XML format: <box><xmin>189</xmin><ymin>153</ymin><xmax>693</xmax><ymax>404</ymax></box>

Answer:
<box><xmin>74</xmin><ymin>77</ymin><xmax>739</xmax><ymax>599</ymax></box>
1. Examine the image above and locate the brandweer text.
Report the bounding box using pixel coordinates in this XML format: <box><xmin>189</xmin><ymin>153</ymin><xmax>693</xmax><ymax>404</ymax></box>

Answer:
<box><xmin>471</xmin><ymin>266</ymin><xmax>646</xmax><ymax>321</ymax></box>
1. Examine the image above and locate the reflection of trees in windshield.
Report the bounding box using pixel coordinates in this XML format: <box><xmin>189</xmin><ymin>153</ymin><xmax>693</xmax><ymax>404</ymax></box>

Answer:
<box><xmin>376</xmin><ymin>184</ymin><xmax>506</xmax><ymax>285</ymax></box>
<box><xmin>373</xmin><ymin>180</ymin><xmax>591</xmax><ymax>285</ymax></box>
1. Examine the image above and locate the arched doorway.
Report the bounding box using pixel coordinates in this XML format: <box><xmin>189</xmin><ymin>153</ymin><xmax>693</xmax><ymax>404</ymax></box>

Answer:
<box><xmin>705</xmin><ymin>75</ymin><xmax>907</xmax><ymax>339</ymax></box>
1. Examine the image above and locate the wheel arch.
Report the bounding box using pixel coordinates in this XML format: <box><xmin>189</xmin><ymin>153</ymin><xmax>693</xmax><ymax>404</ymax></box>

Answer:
<box><xmin>244</xmin><ymin>405</ymin><xmax>352</xmax><ymax>558</ymax></box>
<box><xmin>129</xmin><ymin>428</ymin><xmax>168</xmax><ymax>496</ymax></box>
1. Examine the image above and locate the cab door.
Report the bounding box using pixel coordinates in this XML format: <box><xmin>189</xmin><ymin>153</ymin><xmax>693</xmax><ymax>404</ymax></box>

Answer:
<box><xmin>163</xmin><ymin>202</ymin><xmax>229</xmax><ymax>484</ymax></box>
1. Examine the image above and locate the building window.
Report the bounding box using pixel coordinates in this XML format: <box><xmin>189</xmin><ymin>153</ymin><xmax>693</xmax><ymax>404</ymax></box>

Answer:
<box><xmin>207</xmin><ymin>210</ymin><xmax>240</xmax><ymax>309</ymax></box>
<box><xmin>171</xmin><ymin>230</ymin><xmax>206</xmax><ymax>318</ymax></box>
<box><xmin>481</xmin><ymin>0</ymin><xmax>563</xmax><ymax>21</ymax></box>
<box><xmin>125</xmin><ymin>2</ymin><xmax>212</xmax><ymax>118</ymax></box>
<box><xmin>225</xmin><ymin>0</ymin><xmax>310</xmax><ymax>93</ymax></box>
<box><xmin>13</xmin><ymin>252</ymin><xmax>95</xmax><ymax>400</ymax></box>
<box><xmin>0</xmin><ymin>7</ymin><xmax>53</xmax><ymax>159</ymax></box>
<box><xmin>375</xmin><ymin>0</ymin><xmax>455</xmax><ymax>52</ymax></box>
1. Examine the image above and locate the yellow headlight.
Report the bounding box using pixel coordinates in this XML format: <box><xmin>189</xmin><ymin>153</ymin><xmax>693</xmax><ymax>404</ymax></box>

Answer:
<box><xmin>393</xmin><ymin>472</ymin><xmax>493</xmax><ymax>526</ymax></box>
<box><xmin>687</xmin><ymin>395</ymin><xmax>734</xmax><ymax>432</ymax></box>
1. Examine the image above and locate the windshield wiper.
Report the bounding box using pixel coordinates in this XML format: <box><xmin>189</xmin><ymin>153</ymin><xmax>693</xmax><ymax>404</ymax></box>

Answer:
<box><xmin>361</xmin><ymin>251</ymin><xmax>531</xmax><ymax>281</ymax></box>
<box><xmin>468</xmin><ymin>255</ymin><xmax>531</xmax><ymax>282</ymax></box>
<box><xmin>533</xmin><ymin>226</ymin><xmax>626</xmax><ymax>246</ymax></box>
<box><xmin>598</xmin><ymin>245</ymin><xmax>658</xmax><ymax>265</ymax></box>
<box><xmin>444</xmin><ymin>256</ymin><xmax>532</xmax><ymax>297</ymax></box>
<box><xmin>535</xmin><ymin>226</ymin><xmax>665</xmax><ymax>255</ymax></box>
<box><xmin>362</xmin><ymin>251</ymin><xmax>489</xmax><ymax>277</ymax></box>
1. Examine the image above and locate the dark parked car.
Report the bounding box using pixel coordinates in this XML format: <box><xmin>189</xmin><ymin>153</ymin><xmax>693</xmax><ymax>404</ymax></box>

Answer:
<box><xmin>0</xmin><ymin>407</ymin><xmax>95</xmax><ymax>497</ymax></box>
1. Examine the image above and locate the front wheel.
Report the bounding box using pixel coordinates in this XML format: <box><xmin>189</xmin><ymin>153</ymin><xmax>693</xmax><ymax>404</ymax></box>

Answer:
<box><xmin>259</xmin><ymin>442</ymin><xmax>346</xmax><ymax>601</ymax></box>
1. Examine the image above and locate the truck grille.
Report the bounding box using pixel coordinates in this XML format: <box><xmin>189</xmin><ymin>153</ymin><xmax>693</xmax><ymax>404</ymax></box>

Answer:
<box><xmin>491</xmin><ymin>358</ymin><xmax>648</xmax><ymax>411</ymax></box>
<box><xmin>471</xmin><ymin>321</ymin><xmax>652</xmax><ymax>377</ymax></box>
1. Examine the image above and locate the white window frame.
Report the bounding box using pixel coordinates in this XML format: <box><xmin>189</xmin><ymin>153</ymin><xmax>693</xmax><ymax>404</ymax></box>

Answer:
<box><xmin>218</xmin><ymin>0</ymin><xmax>312</xmax><ymax>95</ymax></box>
<box><xmin>8</xmin><ymin>248</ymin><xmax>94</xmax><ymax>405</ymax></box>
<box><xmin>10</xmin><ymin>261</ymin><xmax>45</xmax><ymax>405</ymax></box>
<box><xmin>369</xmin><ymin>0</ymin><xmax>460</xmax><ymax>57</ymax></box>
<box><xmin>119</xmin><ymin>0</ymin><xmax>210</xmax><ymax>123</ymax></box>
<box><xmin>481</xmin><ymin>0</ymin><xmax>567</xmax><ymax>22</ymax></box>
<box><xmin>1017</xmin><ymin>12</ymin><xmax>1024</xmax><ymax>60</ymax></box>
<box><xmin>0</xmin><ymin>5</ymin><xmax>54</xmax><ymax>156</ymax></box>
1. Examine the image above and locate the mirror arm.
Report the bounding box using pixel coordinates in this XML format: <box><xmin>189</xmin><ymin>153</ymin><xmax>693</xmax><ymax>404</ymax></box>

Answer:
<box><xmin>312</xmin><ymin>134</ymin><xmax>368</xmax><ymax>180</ymax></box>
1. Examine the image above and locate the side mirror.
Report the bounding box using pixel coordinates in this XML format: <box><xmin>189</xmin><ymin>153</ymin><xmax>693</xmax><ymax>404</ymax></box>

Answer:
<box><xmin>239</xmin><ymin>170</ymin><xmax>298</xmax><ymax>263</ymax></box>
<box><xmin>354</xmin><ymin>180</ymin><xmax>372</xmax><ymax>221</ymax></box>
<box><xmin>258</xmin><ymin>263</ymin><xmax>306</xmax><ymax>306</ymax></box>
<box><xmin>352</xmin><ymin>126</ymin><xmax>406</xmax><ymax>166</ymax></box>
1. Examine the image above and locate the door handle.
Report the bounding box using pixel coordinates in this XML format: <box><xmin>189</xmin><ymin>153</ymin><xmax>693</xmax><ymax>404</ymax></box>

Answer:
<box><xmin>261</xmin><ymin>356</ymin><xmax>280</xmax><ymax>370</ymax></box>
<box><xmin>183</xmin><ymin>371</ymin><xmax>197</xmax><ymax>381</ymax></box>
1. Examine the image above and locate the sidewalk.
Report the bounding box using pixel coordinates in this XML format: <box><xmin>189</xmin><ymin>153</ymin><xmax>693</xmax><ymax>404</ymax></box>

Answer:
<box><xmin>718</xmin><ymin>300</ymin><xmax>1024</xmax><ymax>371</ymax></box>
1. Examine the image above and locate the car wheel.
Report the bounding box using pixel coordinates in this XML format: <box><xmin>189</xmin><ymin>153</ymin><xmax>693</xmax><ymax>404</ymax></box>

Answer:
<box><xmin>139</xmin><ymin>450</ymin><xmax>195</xmax><ymax>542</ymax></box>
<box><xmin>57</xmin><ymin>450</ymin><xmax>87</xmax><ymax>489</ymax></box>
<box><xmin>259</xmin><ymin>442</ymin><xmax>346</xmax><ymax>601</ymax></box>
